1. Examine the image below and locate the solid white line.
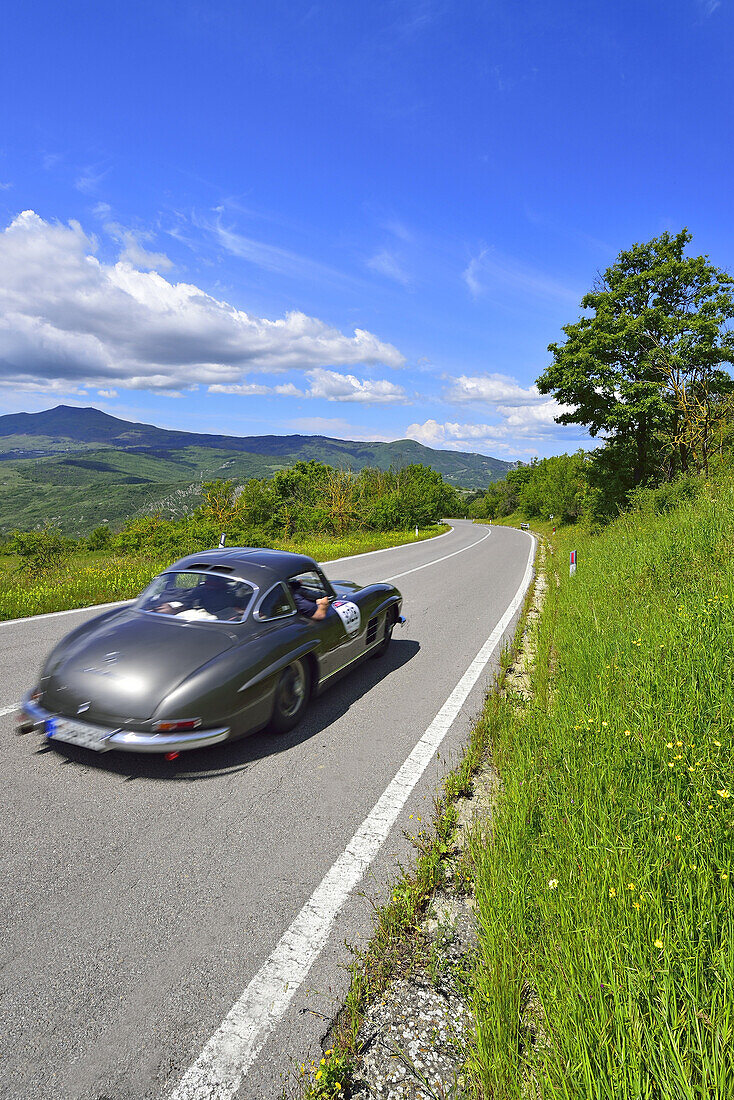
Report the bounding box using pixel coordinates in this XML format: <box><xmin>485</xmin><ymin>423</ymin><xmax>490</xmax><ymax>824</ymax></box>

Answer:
<box><xmin>0</xmin><ymin>599</ymin><xmax>130</xmax><ymax>630</ymax></box>
<box><xmin>0</xmin><ymin>704</ymin><xmax>18</xmax><ymax>719</ymax></box>
<box><xmin>168</xmin><ymin>532</ymin><xmax>535</xmax><ymax>1100</ymax></box>
<box><xmin>381</xmin><ymin>527</ymin><xmax>491</xmax><ymax>582</ymax></box>
<box><xmin>0</xmin><ymin>525</ymin><xmax>460</xmax><ymax>630</ymax></box>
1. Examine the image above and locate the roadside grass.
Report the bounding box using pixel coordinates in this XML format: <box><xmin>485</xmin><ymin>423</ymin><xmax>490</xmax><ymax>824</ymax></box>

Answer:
<box><xmin>0</xmin><ymin>526</ymin><xmax>447</xmax><ymax>621</ymax></box>
<box><xmin>468</xmin><ymin>477</ymin><xmax>734</xmax><ymax>1098</ymax></box>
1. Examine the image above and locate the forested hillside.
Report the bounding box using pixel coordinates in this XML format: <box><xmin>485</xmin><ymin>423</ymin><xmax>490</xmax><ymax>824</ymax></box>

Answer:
<box><xmin>0</xmin><ymin>405</ymin><xmax>512</xmax><ymax>533</ymax></box>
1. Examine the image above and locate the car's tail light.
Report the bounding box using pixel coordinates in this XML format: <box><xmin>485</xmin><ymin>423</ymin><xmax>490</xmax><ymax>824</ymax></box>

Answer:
<box><xmin>153</xmin><ymin>718</ymin><xmax>202</xmax><ymax>732</ymax></box>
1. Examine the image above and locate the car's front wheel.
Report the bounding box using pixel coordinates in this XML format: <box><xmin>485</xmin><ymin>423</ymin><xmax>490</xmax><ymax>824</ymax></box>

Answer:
<box><xmin>371</xmin><ymin>609</ymin><xmax>395</xmax><ymax>658</ymax></box>
<box><xmin>270</xmin><ymin>658</ymin><xmax>311</xmax><ymax>733</ymax></box>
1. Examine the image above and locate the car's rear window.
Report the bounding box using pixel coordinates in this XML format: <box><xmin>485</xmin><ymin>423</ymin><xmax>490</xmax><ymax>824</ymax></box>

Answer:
<box><xmin>136</xmin><ymin>572</ymin><xmax>255</xmax><ymax>623</ymax></box>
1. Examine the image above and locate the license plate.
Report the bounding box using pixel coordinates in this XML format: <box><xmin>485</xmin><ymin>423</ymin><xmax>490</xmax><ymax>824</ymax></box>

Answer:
<box><xmin>46</xmin><ymin>715</ymin><xmax>113</xmax><ymax>752</ymax></box>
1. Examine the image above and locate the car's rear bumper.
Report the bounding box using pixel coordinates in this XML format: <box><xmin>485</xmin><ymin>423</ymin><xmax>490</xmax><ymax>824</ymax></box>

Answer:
<box><xmin>17</xmin><ymin>698</ymin><xmax>230</xmax><ymax>754</ymax></box>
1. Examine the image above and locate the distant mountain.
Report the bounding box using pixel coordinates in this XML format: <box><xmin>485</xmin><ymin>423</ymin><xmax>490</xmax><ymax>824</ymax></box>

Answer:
<box><xmin>0</xmin><ymin>405</ymin><xmax>515</xmax><ymax>534</ymax></box>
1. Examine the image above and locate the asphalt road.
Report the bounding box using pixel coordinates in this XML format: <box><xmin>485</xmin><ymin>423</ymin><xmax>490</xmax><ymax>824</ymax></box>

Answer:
<box><xmin>0</xmin><ymin>520</ymin><xmax>534</xmax><ymax>1100</ymax></box>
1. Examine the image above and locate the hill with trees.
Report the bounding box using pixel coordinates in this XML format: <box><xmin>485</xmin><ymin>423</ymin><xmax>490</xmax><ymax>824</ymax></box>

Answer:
<box><xmin>0</xmin><ymin>405</ymin><xmax>513</xmax><ymax>533</ymax></box>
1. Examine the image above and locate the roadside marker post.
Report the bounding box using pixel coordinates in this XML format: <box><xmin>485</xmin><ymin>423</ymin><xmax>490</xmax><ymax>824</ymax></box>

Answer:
<box><xmin>570</xmin><ymin>549</ymin><xmax>577</xmax><ymax>576</ymax></box>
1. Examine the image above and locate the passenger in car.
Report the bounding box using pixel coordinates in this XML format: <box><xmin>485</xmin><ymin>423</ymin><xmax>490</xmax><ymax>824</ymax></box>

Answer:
<box><xmin>289</xmin><ymin>579</ymin><xmax>329</xmax><ymax>620</ymax></box>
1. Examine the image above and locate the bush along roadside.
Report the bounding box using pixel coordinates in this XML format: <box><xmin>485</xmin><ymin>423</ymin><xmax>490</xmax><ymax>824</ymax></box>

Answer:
<box><xmin>296</xmin><ymin>538</ymin><xmax>543</xmax><ymax>1100</ymax></box>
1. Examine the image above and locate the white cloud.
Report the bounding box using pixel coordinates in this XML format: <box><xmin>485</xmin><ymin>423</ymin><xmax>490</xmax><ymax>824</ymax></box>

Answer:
<box><xmin>305</xmin><ymin>368</ymin><xmax>407</xmax><ymax>404</ymax></box>
<box><xmin>97</xmin><ymin>388</ymin><xmax>118</xmax><ymax>398</ymax></box>
<box><xmin>75</xmin><ymin>166</ymin><xmax>109</xmax><ymax>194</ymax></box>
<box><xmin>0</xmin><ymin>211</ymin><xmax>404</xmax><ymax>394</ymax></box>
<box><xmin>462</xmin><ymin>246</ymin><xmax>580</xmax><ymax>304</ymax></box>
<box><xmin>105</xmin><ymin>222</ymin><xmax>173</xmax><ymax>271</ymax></box>
<box><xmin>0</xmin><ymin>181</ymin><xmax>12</xmax><ymax>191</ymax></box>
<box><xmin>367</xmin><ymin>249</ymin><xmax>411</xmax><ymax>286</ymax></box>
<box><xmin>406</xmin><ymin>399</ymin><xmax>589</xmax><ymax>458</ymax></box>
<box><xmin>209</xmin><ymin>369</ymin><xmax>406</xmax><ymax>405</ymax></box>
<box><xmin>211</xmin><ymin>219</ymin><xmax>351</xmax><ymax>285</ymax></box>
<box><xmin>446</xmin><ymin>373</ymin><xmax>545</xmax><ymax>405</ymax></box>
<box><xmin>208</xmin><ymin>382</ymin><xmax>304</xmax><ymax>397</ymax></box>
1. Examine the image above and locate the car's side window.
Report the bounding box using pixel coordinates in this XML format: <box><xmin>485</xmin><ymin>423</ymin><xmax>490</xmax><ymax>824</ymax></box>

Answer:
<box><xmin>289</xmin><ymin>569</ymin><xmax>333</xmax><ymax>599</ymax></box>
<box><xmin>257</xmin><ymin>582</ymin><xmax>295</xmax><ymax>620</ymax></box>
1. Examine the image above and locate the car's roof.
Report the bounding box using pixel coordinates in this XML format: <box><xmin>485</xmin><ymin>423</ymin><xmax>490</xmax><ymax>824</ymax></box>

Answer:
<box><xmin>163</xmin><ymin>547</ymin><xmax>322</xmax><ymax>588</ymax></box>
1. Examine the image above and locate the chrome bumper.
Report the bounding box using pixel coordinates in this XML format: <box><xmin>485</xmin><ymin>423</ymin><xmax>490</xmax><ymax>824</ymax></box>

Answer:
<box><xmin>17</xmin><ymin>698</ymin><xmax>230</xmax><ymax>754</ymax></box>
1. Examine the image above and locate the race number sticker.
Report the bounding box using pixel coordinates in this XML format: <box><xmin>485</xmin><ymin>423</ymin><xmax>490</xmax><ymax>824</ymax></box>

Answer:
<box><xmin>332</xmin><ymin>599</ymin><xmax>361</xmax><ymax>637</ymax></box>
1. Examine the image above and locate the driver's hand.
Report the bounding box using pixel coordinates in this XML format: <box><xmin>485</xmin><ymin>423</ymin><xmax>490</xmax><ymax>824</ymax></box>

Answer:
<box><xmin>316</xmin><ymin>597</ymin><xmax>329</xmax><ymax>610</ymax></box>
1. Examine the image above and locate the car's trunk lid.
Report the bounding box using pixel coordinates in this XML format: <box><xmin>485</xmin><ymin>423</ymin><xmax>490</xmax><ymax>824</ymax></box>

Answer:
<box><xmin>42</xmin><ymin>610</ymin><xmax>236</xmax><ymax>723</ymax></box>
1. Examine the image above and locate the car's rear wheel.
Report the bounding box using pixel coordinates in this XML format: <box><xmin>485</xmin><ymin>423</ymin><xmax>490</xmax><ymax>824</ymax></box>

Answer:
<box><xmin>371</xmin><ymin>609</ymin><xmax>395</xmax><ymax>659</ymax></box>
<box><xmin>270</xmin><ymin>658</ymin><xmax>311</xmax><ymax>733</ymax></box>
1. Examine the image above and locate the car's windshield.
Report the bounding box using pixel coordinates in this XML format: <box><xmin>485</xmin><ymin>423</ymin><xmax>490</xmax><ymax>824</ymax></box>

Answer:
<box><xmin>135</xmin><ymin>572</ymin><xmax>255</xmax><ymax>623</ymax></box>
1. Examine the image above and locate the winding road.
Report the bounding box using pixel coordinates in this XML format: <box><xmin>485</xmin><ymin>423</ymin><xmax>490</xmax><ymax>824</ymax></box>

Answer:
<box><xmin>0</xmin><ymin>520</ymin><xmax>534</xmax><ymax>1100</ymax></box>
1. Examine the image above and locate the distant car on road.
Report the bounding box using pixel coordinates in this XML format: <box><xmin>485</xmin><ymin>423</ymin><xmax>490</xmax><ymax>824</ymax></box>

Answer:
<box><xmin>520</xmin><ymin>522</ymin><xmax>530</xmax><ymax>530</ymax></box>
<box><xmin>19</xmin><ymin>548</ymin><xmax>404</xmax><ymax>755</ymax></box>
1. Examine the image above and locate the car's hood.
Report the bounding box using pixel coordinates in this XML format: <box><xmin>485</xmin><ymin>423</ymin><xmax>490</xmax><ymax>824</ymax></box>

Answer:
<box><xmin>41</xmin><ymin>610</ymin><xmax>237</xmax><ymax>722</ymax></box>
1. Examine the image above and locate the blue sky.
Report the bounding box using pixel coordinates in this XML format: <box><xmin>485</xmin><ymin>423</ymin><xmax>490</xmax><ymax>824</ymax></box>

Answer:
<box><xmin>1</xmin><ymin>0</ymin><xmax>732</xmax><ymax>459</ymax></box>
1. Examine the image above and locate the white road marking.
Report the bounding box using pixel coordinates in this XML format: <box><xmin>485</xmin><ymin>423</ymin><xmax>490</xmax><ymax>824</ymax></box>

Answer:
<box><xmin>322</xmin><ymin>522</ymin><xmax>453</xmax><ymax>567</ymax></box>
<box><xmin>0</xmin><ymin>525</ymin><xmax>458</xmax><ymax>629</ymax></box>
<box><xmin>0</xmin><ymin>704</ymin><xmax>18</xmax><ymax>719</ymax></box>
<box><xmin>168</xmin><ymin>532</ymin><xmax>535</xmax><ymax>1100</ymax></box>
<box><xmin>381</xmin><ymin>527</ymin><xmax>490</xmax><ymax>582</ymax></box>
<box><xmin>0</xmin><ymin>599</ymin><xmax>130</xmax><ymax>629</ymax></box>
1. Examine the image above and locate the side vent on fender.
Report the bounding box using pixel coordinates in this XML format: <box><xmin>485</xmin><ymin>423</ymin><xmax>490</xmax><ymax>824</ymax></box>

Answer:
<box><xmin>366</xmin><ymin>617</ymin><xmax>379</xmax><ymax>646</ymax></box>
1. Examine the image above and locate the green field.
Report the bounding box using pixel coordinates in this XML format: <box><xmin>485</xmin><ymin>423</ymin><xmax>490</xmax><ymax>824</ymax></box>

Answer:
<box><xmin>0</xmin><ymin>525</ymin><xmax>447</xmax><ymax>621</ymax></box>
<box><xmin>468</xmin><ymin>484</ymin><xmax>733</xmax><ymax>1097</ymax></box>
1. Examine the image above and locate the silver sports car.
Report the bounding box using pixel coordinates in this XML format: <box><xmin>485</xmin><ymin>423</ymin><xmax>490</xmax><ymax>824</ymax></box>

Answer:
<box><xmin>18</xmin><ymin>547</ymin><xmax>404</xmax><ymax>754</ymax></box>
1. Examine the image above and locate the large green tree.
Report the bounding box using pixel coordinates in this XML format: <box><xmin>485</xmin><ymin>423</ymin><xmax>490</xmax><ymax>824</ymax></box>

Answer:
<box><xmin>537</xmin><ymin>229</ymin><xmax>734</xmax><ymax>485</ymax></box>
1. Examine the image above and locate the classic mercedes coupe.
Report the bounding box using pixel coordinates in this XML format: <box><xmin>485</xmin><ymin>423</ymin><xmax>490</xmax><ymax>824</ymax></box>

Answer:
<box><xmin>18</xmin><ymin>547</ymin><xmax>404</xmax><ymax>754</ymax></box>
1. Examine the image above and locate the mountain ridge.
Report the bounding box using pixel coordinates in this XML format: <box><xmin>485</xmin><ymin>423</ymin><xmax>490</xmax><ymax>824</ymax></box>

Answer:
<box><xmin>0</xmin><ymin>405</ymin><xmax>515</xmax><ymax>534</ymax></box>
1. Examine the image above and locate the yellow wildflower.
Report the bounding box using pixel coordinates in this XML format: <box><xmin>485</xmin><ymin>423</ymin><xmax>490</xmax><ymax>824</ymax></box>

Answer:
<box><xmin>717</xmin><ymin>790</ymin><xmax>731</xmax><ymax>799</ymax></box>
<box><xmin>654</xmin><ymin>939</ymin><xmax>664</xmax><ymax>949</ymax></box>
<box><xmin>609</xmin><ymin>887</ymin><xmax>617</xmax><ymax>897</ymax></box>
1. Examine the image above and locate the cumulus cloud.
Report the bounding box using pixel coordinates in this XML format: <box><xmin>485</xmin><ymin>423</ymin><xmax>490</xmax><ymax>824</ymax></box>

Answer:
<box><xmin>105</xmin><ymin>223</ymin><xmax>173</xmax><ymax>271</ymax></box>
<box><xmin>0</xmin><ymin>211</ymin><xmax>405</xmax><ymax>394</ymax></box>
<box><xmin>305</xmin><ymin>368</ymin><xmax>407</xmax><ymax>404</ymax></box>
<box><xmin>446</xmin><ymin>373</ymin><xmax>545</xmax><ymax>405</ymax></box>
<box><xmin>208</xmin><ymin>370</ymin><xmax>406</xmax><ymax>404</ymax></box>
<box><xmin>407</xmin><ymin>399</ymin><xmax>588</xmax><ymax>458</ymax></box>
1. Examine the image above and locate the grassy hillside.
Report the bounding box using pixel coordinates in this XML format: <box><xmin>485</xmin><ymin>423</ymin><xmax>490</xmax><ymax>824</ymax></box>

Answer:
<box><xmin>469</xmin><ymin>481</ymin><xmax>734</xmax><ymax>1097</ymax></box>
<box><xmin>0</xmin><ymin>406</ymin><xmax>512</xmax><ymax>533</ymax></box>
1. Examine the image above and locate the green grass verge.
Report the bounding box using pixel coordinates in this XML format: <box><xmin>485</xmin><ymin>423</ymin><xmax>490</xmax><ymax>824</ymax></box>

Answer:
<box><xmin>468</xmin><ymin>479</ymin><xmax>734</xmax><ymax>1098</ymax></box>
<box><xmin>0</xmin><ymin>526</ymin><xmax>447</xmax><ymax>621</ymax></box>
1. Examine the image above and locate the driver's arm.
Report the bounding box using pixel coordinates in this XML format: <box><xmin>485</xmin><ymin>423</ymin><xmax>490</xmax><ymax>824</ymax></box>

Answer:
<box><xmin>312</xmin><ymin>597</ymin><xmax>329</xmax><ymax>621</ymax></box>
